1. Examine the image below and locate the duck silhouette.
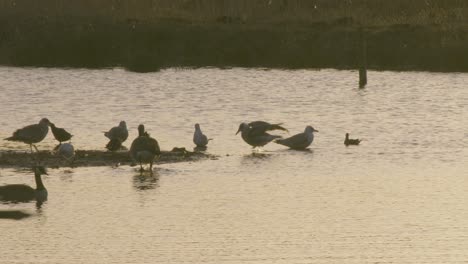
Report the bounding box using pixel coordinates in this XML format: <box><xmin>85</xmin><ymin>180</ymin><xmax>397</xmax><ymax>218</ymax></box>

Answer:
<box><xmin>0</xmin><ymin>166</ymin><xmax>48</xmax><ymax>203</ymax></box>
<box><xmin>344</xmin><ymin>133</ymin><xmax>361</xmax><ymax>146</ymax></box>
<box><xmin>130</xmin><ymin>124</ymin><xmax>161</xmax><ymax>172</ymax></box>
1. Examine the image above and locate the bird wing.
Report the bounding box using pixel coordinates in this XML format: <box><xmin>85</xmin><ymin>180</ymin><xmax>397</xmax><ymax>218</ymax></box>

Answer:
<box><xmin>6</xmin><ymin>124</ymin><xmax>44</xmax><ymax>142</ymax></box>
<box><xmin>276</xmin><ymin>133</ymin><xmax>308</xmax><ymax>147</ymax></box>
<box><xmin>248</xmin><ymin>121</ymin><xmax>287</xmax><ymax>136</ymax></box>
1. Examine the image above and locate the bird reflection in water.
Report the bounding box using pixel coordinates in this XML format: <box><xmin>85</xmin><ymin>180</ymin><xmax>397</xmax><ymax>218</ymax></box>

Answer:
<box><xmin>133</xmin><ymin>171</ymin><xmax>159</xmax><ymax>191</ymax></box>
<box><xmin>0</xmin><ymin>210</ymin><xmax>32</xmax><ymax>220</ymax></box>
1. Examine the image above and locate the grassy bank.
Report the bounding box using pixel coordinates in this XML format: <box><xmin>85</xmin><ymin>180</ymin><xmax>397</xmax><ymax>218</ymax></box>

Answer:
<box><xmin>1</xmin><ymin>0</ymin><xmax>467</xmax><ymax>72</ymax></box>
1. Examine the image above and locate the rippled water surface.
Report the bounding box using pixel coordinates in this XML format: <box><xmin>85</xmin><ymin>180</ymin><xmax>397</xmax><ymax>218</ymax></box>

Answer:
<box><xmin>0</xmin><ymin>67</ymin><xmax>467</xmax><ymax>263</ymax></box>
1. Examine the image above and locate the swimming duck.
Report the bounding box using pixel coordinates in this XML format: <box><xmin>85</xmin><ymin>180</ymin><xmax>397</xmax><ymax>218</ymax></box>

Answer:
<box><xmin>344</xmin><ymin>133</ymin><xmax>361</xmax><ymax>146</ymax></box>
<box><xmin>275</xmin><ymin>126</ymin><xmax>318</xmax><ymax>150</ymax></box>
<box><xmin>0</xmin><ymin>166</ymin><xmax>48</xmax><ymax>203</ymax></box>
<box><xmin>4</xmin><ymin>118</ymin><xmax>50</xmax><ymax>153</ymax></box>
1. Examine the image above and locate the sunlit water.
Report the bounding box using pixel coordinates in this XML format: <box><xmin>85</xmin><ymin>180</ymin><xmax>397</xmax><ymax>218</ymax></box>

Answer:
<box><xmin>0</xmin><ymin>67</ymin><xmax>467</xmax><ymax>263</ymax></box>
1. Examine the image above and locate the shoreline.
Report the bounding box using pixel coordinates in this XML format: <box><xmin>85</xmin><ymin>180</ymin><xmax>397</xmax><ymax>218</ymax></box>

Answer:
<box><xmin>0</xmin><ymin>149</ymin><xmax>216</xmax><ymax>169</ymax></box>
<box><xmin>1</xmin><ymin>17</ymin><xmax>467</xmax><ymax>73</ymax></box>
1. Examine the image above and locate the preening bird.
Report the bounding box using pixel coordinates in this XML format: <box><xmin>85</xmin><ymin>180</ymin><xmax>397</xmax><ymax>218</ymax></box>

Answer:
<box><xmin>4</xmin><ymin>118</ymin><xmax>50</xmax><ymax>153</ymax></box>
<box><xmin>130</xmin><ymin>124</ymin><xmax>161</xmax><ymax>172</ymax></box>
<box><xmin>0</xmin><ymin>166</ymin><xmax>48</xmax><ymax>203</ymax></box>
<box><xmin>275</xmin><ymin>126</ymin><xmax>318</xmax><ymax>150</ymax></box>
<box><xmin>236</xmin><ymin>121</ymin><xmax>287</xmax><ymax>148</ymax></box>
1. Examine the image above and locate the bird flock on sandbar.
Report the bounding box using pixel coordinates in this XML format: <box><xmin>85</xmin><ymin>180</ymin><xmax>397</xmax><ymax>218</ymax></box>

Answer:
<box><xmin>1</xmin><ymin>118</ymin><xmax>362</xmax><ymax>205</ymax></box>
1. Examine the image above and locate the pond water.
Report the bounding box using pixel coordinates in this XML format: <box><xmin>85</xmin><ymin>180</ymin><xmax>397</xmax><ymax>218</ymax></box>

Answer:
<box><xmin>0</xmin><ymin>67</ymin><xmax>467</xmax><ymax>263</ymax></box>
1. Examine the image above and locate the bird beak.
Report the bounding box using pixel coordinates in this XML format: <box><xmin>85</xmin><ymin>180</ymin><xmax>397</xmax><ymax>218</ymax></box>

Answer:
<box><xmin>314</xmin><ymin>129</ymin><xmax>319</xmax><ymax>132</ymax></box>
<box><xmin>235</xmin><ymin>130</ymin><xmax>240</xmax><ymax>135</ymax></box>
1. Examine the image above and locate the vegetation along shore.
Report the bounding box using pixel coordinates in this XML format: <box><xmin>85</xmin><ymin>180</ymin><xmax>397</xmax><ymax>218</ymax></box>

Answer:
<box><xmin>1</xmin><ymin>0</ymin><xmax>467</xmax><ymax>72</ymax></box>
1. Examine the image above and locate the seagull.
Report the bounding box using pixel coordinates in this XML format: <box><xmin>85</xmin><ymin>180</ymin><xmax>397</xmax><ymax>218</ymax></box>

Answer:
<box><xmin>104</xmin><ymin>121</ymin><xmax>128</xmax><ymax>143</ymax></box>
<box><xmin>0</xmin><ymin>166</ymin><xmax>48</xmax><ymax>203</ymax></box>
<box><xmin>130</xmin><ymin>124</ymin><xmax>161</xmax><ymax>172</ymax></box>
<box><xmin>4</xmin><ymin>118</ymin><xmax>51</xmax><ymax>153</ymax></box>
<box><xmin>275</xmin><ymin>126</ymin><xmax>318</xmax><ymax>150</ymax></box>
<box><xmin>344</xmin><ymin>133</ymin><xmax>361</xmax><ymax>146</ymax></box>
<box><xmin>193</xmin><ymin>123</ymin><xmax>212</xmax><ymax>148</ymax></box>
<box><xmin>57</xmin><ymin>143</ymin><xmax>75</xmax><ymax>162</ymax></box>
<box><xmin>50</xmin><ymin>122</ymin><xmax>72</xmax><ymax>145</ymax></box>
<box><xmin>236</xmin><ymin>121</ymin><xmax>287</xmax><ymax>148</ymax></box>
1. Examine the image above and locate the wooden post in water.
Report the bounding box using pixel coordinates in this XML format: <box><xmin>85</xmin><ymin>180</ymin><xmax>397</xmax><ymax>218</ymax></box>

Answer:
<box><xmin>359</xmin><ymin>27</ymin><xmax>367</xmax><ymax>88</ymax></box>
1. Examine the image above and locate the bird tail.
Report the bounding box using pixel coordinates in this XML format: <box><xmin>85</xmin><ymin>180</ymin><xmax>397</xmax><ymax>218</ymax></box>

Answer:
<box><xmin>274</xmin><ymin>138</ymin><xmax>286</xmax><ymax>145</ymax></box>
<box><xmin>4</xmin><ymin>136</ymin><xmax>18</xmax><ymax>141</ymax></box>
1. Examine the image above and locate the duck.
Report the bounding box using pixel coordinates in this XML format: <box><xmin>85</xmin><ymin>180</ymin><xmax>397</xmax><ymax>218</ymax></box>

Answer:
<box><xmin>0</xmin><ymin>166</ymin><xmax>48</xmax><ymax>203</ymax></box>
<box><xmin>193</xmin><ymin>123</ymin><xmax>212</xmax><ymax>148</ymax></box>
<box><xmin>275</xmin><ymin>126</ymin><xmax>318</xmax><ymax>150</ymax></box>
<box><xmin>130</xmin><ymin>124</ymin><xmax>161</xmax><ymax>172</ymax></box>
<box><xmin>104</xmin><ymin>121</ymin><xmax>128</xmax><ymax>143</ymax></box>
<box><xmin>50</xmin><ymin>122</ymin><xmax>73</xmax><ymax>145</ymax></box>
<box><xmin>4</xmin><ymin>118</ymin><xmax>50</xmax><ymax>153</ymax></box>
<box><xmin>236</xmin><ymin>121</ymin><xmax>287</xmax><ymax>148</ymax></box>
<box><xmin>344</xmin><ymin>133</ymin><xmax>361</xmax><ymax>146</ymax></box>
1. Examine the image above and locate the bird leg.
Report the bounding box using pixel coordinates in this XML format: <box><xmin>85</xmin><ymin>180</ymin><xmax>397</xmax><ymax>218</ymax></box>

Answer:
<box><xmin>33</xmin><ymin>145</ymin><xmax>39</xmax><ymax>153</ymax></box>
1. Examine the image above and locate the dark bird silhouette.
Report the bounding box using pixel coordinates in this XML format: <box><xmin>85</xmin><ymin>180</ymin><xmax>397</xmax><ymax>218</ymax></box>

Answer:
<box><xmin>4</xmin><ymin>118</ymin><xmax>50</xmax><ymax>153</ymax></box>
<box><xmin>236</xmin><ymin>121</ymin><xmax>287</xmax><ymax>148</ymax></box>
<box><xmin>130</xmin><ymin>124</ymin><xmax>161</xmax><ymax>172</ymax></box>
<box><xmin>106</xmin><ymin>138</ymin><xmax>123</xmax><ymax>152</ymax></box>
<box><xmin>50</xmin><ymin>122</ymin><xmax>72</xmax><ymax>145</ymax></box>
<box><xmin>275</xmin><ymin>126</ymin><xmax>318</xmax><ymax>150</ymax></box>
<box><xmin>344</xmin><ymin>133</ymin><xmax>361</xmax><ymax>146</ymax></box>
<box><xmin>104</xmin><ymin>121</ymin><xmax>128</xmax><ymax>143</ymax></box>
<box><xmin>0</xmin><ymin>166</ymin><xmax>48</xmax><ymax>203</ymax></box>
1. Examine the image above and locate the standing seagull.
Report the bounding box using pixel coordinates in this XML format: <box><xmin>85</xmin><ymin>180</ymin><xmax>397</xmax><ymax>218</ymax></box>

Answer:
<box><xmin>0</xmin><ymin>166</ymin><xmax>48</xmax><ymax>203</ymax></box>
<box><xmin>130</xmin><ymin>124</ymin><xmax>161</xmax><ymax>172</ymax></box>
<box><xmin>344</xmin><ymin>133</ymin><xmax>361</xmax><ymax>146</ymax></box>
<box><xmin>193</xmin><ymin>123</ymin><xmax>212</xmax><ymax>148</ymax></box>
<box><xmin>275</xmin><ymin>126</ymin><xmax>318</xmax><ymax>150</ymax></box>
<box><xmin>104</xmin><ymin>121</ymin><xmax>129</xmax><ymax>143</ymax></box>
<box><xmin>236</xmin><ymin>121</ymin><xmax>288</xmax><ymax>149</ymax></box>
<box><xmin>50</xmin><ymin>122</ymin><xmax>72</xmax><ymax>145</ymax></box>
<box><xmin>4</xmin><ymin>118</ymin><xmax>50</xmax><ymax>153</ymax></box>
